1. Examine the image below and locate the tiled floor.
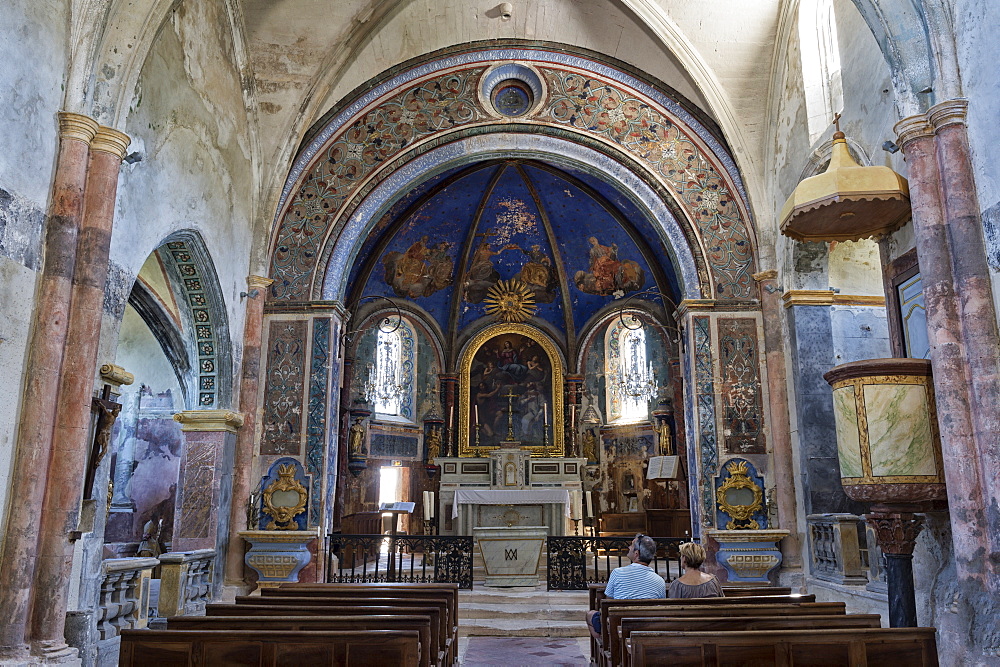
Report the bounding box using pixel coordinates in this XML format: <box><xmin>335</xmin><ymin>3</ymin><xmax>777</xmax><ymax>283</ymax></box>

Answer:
<box><xmin>458</xmin><ymin>636</ymin><xmax>590</xmax><ymax>666</ymax></box>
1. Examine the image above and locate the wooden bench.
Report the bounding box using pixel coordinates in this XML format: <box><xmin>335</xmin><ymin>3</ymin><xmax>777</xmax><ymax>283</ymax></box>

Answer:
<box><xmin>217</xmin><ymin>602</ymin><xmax>448</xmax><ymax>666</ymax></box>
<box><xmin>168</xmin><ymin>615</ymin><xmax>436</xmax><ymax>667</ymax></box>
<box><xmin>588</xmin><ymin>583</ymin><xmax>794</xmax><ymax>611</ymax></box>
<box><xmin>627</xmin><ymin>627</ymin><xmax>939</xmax><ymax>666</ymax></box>
<box><xmin>612</xmin><ymin>614</ymin><xmax>881</xmax><ymax>667</ymax></box>
<box><xmin>272</xmin><ymin>583</ymin><xmax>459</xmax><ymax>664</ymax></box>
<box><xmin>119</xmin><ymin>629</ymin><xmax>421</xmax><ymax>666</ymax></box>
<box><xmin>595</xmin><ymin>595</ymin><xmax>819</xmax><ymax>666</ymax></box>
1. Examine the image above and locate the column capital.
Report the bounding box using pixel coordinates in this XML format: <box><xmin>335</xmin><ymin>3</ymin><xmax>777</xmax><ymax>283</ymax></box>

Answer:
<box><xmin>675</xmin><ymin>299</ymin><xmax>716</xmax><ymax>317</ymax></box>
<box><xmin>865</xmin><ymin>506</ymin><xmax>925</xmax><ymax>556</ymax></box>
<box><xmin>57</xmin><ymin>112</ymin><xmax>99</xmax><ymax>144</ymax></box>
<box><xmin>99</xmin><ymin>363</ymin><xmax>134</xmax><ymax>388</ymax></box>
<box><xmin>90</xmin><ymin>126</ymin><xmax>131</xmax><ymax>160</ymax></box>
<box><xmin>781</xmin><ymin>289</ymin><xmax>835</xmax><ymax>308</ymax></box>
<box><xmin>927</xmin><ymin>98</ymin><xmax>969</xmax><ymax>131</ymax></box>
<box><xmin>173</xmin><ymin>409</ymin><xmax>245</xmax><ymax>433</ymax></box>
<box><xmin>894</xmin><ymin>115</ymin><xmax>935</xmax><ymax>151</ymax></box>
<box><xmin>247</xmin><ymin>275</ymin><xmax>274</xmax><ymax>290</ymax></box>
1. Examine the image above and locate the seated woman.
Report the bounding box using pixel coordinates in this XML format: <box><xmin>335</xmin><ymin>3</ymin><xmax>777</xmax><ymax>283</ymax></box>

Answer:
<box><xmin>668</xmin><ymin>542</ymin><xmax>725</xmax><ymax>598</ymax></box>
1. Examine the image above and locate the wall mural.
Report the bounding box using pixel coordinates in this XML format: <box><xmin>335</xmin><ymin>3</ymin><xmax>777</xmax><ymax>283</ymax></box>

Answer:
<box><xmin>269</xmin><ymin>48</ymin><xmax>756</xmax><ymax>304</ymax></box>
<box><xmin>575</xmin><ymin>236</ymin><xmax>645</xmax><ymax>297</ymax></box>
<box><xmin>382</xmin><ymin>236</ymin><xmax>455</xmax><ymax>299</ymax></box>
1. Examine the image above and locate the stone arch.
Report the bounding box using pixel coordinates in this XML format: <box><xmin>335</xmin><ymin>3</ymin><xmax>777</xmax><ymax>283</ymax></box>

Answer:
<box><xmin>157</xmin><ymin>230</ymin><xmax>234</xmax><ymax>409</ymax></box>
<box><xmin>268</xmin><ymin>45</ymin><xmax>759</xmax><ymax>304</ymax></box>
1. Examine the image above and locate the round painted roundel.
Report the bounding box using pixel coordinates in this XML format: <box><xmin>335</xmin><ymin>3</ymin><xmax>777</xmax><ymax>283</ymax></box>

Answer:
<box><xmin>491</xmin><ymin>80</ymin><xmax>534</xmax><ymax>117</ymax></box>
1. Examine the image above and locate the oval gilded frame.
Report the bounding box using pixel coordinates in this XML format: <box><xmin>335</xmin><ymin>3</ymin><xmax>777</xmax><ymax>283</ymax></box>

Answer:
<box><xmin>459</xmin><ymin>323</ymin><xmax>564</xmax><ymax>456</ymax></box>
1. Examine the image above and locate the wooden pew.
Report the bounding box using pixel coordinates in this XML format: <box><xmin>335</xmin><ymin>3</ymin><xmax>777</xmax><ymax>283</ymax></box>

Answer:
<box><xmin>215</xmin><ymin>603</ymin><xmax>447</xmax><ymax>667</ymax></box>
<box><xmin>612</xmin><ymin>614</ymin><xmax>881</xmax><ymax>667</ymax></box>
<box><xmin>627</xmin><ymin>627</ymin><xmax>939</xmax><ymax>666</ymax></box>
<box><xmin>588</xmin><ymin>583</ymin><xmax>793</xmax><ymax>612</ymax></box>
<box><xmin>595</xmin><ymin>595</ymin><xmax>819</xmax><ymax>666</ymax></box>
<box><xmin>168</xmin><ymin>615</ymin><xmax>436</xmax><ymax>667</ymax></box>
<box><xmin>118</xmin><ymin>629</ymin><xmax>421</xmax><ymax>666</ymax></box>
<box><xmin>272</xmin><ymin>583</ymin><xmax>459</xmax><ymax>664</ymax></box>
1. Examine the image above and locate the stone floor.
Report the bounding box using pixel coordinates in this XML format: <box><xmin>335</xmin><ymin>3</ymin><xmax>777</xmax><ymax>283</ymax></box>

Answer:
<box><xmin>456</xmin><ymin>582</ymin><xmax>591</xmax><ymax>665</ymax></box>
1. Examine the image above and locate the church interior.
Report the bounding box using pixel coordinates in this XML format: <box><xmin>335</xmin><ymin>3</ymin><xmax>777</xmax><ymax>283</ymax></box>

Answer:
<box><xmin>1</xmin><ymin>0</ymin><xmax>999</xmax><ymax>664</ymax></box>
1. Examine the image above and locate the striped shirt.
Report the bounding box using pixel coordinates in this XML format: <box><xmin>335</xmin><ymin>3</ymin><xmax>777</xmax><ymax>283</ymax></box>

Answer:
<box><xmin>604</xmin><ymin>563</ymin><xmax>666</xmax><ymax>600</ymax></box>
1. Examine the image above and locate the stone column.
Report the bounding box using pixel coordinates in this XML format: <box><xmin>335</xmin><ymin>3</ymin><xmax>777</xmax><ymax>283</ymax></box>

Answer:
<box><xmin>223</xmin><ymin>276</ymin><xmax>273</xmax><ymax>589</ymax></box>
<box><xmin>565</xmin><ymin>375</ymin><xmax>584</xmax><ymax>457</ymax></box>
<box><xmin>753</xmin><ymin>271</ymin><xmax>801</xmax><ymax>568</ymax></box>
<box><xmin>895</xmin><ymin>112</ymin><xmax>988</xmax><ymax>586</ymax></box>
<box><xmin>0</xmin><ymin>112</ymin><xmax>97</xmax><ymax>660</ymax></box>
<box><xmin>866</xmin><ymin>505</ymin><xmax>925</xmax><ymax>628</ymax></box>
<box><xmin>171</xmin><ymin>410</ymin><xmax>244</xmax><ymax>598</ymax></box>
<box><xmin>30</xmin><ymin>125</ymin><xmax>129</xmax><ymax>658</ymax></box>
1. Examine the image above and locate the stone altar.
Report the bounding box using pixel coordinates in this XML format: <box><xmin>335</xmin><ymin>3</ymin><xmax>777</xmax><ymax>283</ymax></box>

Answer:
<box><xmin>435</xmin><ymin>448</ymin><xmax>585</xmax><ymax>536</ymax></box>
<box><xmin>473</xmin><ymin>526</ymin><xmax>548</xmax><ymax>587</ymax></box>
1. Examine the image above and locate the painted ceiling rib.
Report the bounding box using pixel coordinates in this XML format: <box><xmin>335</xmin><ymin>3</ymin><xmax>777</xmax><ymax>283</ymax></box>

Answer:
<box><xmin>514</xmin><ymin>162</ymin><xmax>577</xmax><ymax>368</ymax></box>
<box><xmin>446</xmin><ymin>163</ymin><xmax>507</xmax><ymax>370</ymax></box>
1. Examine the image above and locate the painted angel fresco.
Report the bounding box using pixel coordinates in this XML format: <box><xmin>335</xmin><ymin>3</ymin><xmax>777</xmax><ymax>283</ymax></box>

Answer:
<box><xmin>381</xmin><ymin>235</ymin><xmax>454</xmax><ymax>298</ymax></box>
<box><xmin>574</xmin><ymin>236</ymin><xmax>645</xmax><ymax>296</ymax></box>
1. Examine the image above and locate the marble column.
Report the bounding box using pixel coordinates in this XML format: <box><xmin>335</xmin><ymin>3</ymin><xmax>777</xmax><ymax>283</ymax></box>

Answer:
<box><xmin>0</xmin><ymin>112</ymin><xmax>97</xmax><ymax>660</ymax></box>
<box><xmin>753</xmin><ymin>270</ymin><xmax>802</xmax><ymax>568</ymax></box>
<box><xmin>223</xmin><ymin>276</ymin><xmax>273</xmax><ymax>589</ymax></box>
<box><xmin>895</xmin><ymin>111</ymin><xmax>988</xmax><ymax>586</ymax></box>
<box><xmin>30</xmin><ymin>124</ymin><xmax>129</xmax><ymax>658</ymax></box>
<box><xmin>865</xmin><ymin>505</ymin><xmax>925</xmax><ymax>628</ymax></box>
<box><xmin>172</xmin><ymin>410</ymin><xmax>244</xmax><ymax>598</ymax></box>
<box><xmin>565</xmin><ymin>375</ymin><xmax>583</xmax><ymax>457</ymax></box>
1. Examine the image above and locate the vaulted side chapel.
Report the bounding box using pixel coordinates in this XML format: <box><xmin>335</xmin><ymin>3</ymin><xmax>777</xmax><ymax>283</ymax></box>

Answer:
<box><xmin>1</xmin><ymin>1</ymin><xmax>999</xmax><ymax>665</ymax></box>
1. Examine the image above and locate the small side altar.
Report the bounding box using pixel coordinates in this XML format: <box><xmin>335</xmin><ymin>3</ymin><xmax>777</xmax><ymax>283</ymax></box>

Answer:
<box><xmin>474</xmin><ymin>526</ymin><xmax>547</xmax><ymax>587</ymax></box>
<box><xmin>436</xmin><ymin>447</ymin><xmax>584</xmax><ymax>536</ymax></box>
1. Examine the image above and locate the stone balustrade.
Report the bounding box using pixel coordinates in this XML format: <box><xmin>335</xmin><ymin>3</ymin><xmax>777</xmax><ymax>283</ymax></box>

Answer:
<box><xmin>806</xmin><ymin>513</ymin><xmax>869</xmax><ymax>585</ymax></box>
<box><xmin>157</xmin><ymin>549</ymin><xmax>215</xmax><ymax>617</ymax></box>
<box><xmin>97</xmin><ymin>557</ymin><xmax>159</xmax><ymax>641</ymax></box>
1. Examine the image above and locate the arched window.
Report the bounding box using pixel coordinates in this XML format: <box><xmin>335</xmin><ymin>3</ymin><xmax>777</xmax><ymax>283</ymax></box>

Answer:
<box><xmin>800</xmin><ymin>0</ymin><xmax>843</xmax><ymax>144</ymax></box>
<box><xmin>606</xmin><ymin>315</ymin><xmax>655</xmax><ymax>424</ymax></box>
<box><xmin>369</xmin><ymin>317</ymin><xmax>415</xmax><ymax>420</ymax></box>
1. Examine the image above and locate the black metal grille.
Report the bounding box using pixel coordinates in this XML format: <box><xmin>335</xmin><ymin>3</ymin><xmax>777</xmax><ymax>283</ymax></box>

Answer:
<box><xmin>546</xmin><ymin>536</ymin><xmax>685</xmax><ymax>590</ymax></box>
<box><xmin>326</xmin><ymin>534</ymin><xmax>474</xmax><ymax>589</ymax></box>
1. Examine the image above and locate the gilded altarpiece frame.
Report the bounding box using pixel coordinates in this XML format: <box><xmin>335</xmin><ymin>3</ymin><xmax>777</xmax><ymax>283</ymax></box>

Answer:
<box><xmin>459</xmin><ymin>323</ymin><xmax>563</xmax><ymax>456</ymax></box>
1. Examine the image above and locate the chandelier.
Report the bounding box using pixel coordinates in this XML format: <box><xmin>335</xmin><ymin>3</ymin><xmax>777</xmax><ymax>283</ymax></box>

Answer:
<box><xmin>362</xmin><ymin>325</ymin><xmax>405</xmax><ymax>409</ymax></box>
<box><xmin>611</xmin><ymin>326</ymin><xmax>659</xmax><ymax>404</ymax></box>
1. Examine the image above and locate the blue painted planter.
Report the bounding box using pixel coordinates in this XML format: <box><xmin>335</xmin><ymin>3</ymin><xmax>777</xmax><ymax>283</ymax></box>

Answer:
<box><xmin>239</xmin><ymin>529</ymin><xmax>318</xmax><ymax>588</ymax></box>
<box><xmin>706</xmin><ymin>529</ymin><xmax>789</xmax><ymax>586</ymax></box>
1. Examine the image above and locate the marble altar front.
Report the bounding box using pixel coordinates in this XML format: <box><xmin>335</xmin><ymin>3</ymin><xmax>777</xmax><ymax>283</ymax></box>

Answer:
<box><xmin>474</xmin><ymin>526</ymin><xmax>547</xmax><ymax>586</ymax></box>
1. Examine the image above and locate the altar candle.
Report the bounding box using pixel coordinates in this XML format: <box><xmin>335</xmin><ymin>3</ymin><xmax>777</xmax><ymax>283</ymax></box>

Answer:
<box><xmin>449</xmin><ymin>405</ymin><xmax>454</xmax><ymax>426</ymax></box>
<box><xmin>585</xmin><ymin>491</ymin><xmax>593</xmax><ymax>518</ymax></box>
<box><xmin>422</xmin><ymin>491</ymin><xmax>431</xmax><ymax>518</ymax></box>
<box><xmin>428</xmin><ymin>492</ymin><xmax>435</xmax><ymax>519</ymax></box>
<box><xmin>570</xmin><ymin>404</ymin><xmax>576</xmax><ymax>425</ymax></box>
<box><xmin>571</xmin><ymin>490</ymin><xmax>583</xmax><ymax>520</ymax></box>
<box><xmin>475</xmin><ymin>404</ymin><xmax>479</xmax><ymax>425</ymax></box>
<box><xmin>543</xmin><ymin>402</ymin><xmax>548</xmax><ymax>425</ymax></box>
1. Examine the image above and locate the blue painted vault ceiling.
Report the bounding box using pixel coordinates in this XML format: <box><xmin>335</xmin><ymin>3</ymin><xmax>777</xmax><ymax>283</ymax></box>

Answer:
<box><xmin>347</xmin><ymin>159</ymin><xmax>681</xmax><ymax>341</ymax></box>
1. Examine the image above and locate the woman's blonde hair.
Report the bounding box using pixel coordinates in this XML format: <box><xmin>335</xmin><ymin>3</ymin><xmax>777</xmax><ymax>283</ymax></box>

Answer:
<box><xmin>679</xmin><ymin>542</ymin><xmax>707</xmax><ymax>569</ymax></box>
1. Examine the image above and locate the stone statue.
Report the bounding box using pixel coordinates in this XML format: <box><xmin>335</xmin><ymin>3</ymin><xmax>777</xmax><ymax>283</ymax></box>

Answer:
<box><xmin>137</xmin><ymin>518</ymin><xmax>162</xmax><ymax>558</ymax></box>
<box><xmin>583</xmin><ymin>428</ymin><xmax>598</xmax><ymax>463</ymax></box>
<box><xmin>349</xmin><ymin>417</ymin><xmax>366</xmax><ymax>457</ymax></box>
<box><xmin>425</xmin><ymin>425</ymin><xmax>441</xmax><ymax>460</ymax></box>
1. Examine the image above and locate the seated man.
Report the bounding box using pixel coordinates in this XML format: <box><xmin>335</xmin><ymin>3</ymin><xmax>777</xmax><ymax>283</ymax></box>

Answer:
<box><xmin>586</xmin><ymin>533</ymin><xmax>666</xmax><ymax>641</ymax></box>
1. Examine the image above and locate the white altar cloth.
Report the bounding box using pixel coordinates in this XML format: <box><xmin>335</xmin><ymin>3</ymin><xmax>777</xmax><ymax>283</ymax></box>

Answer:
<box><xmin>452</xmin><ymin>489</ymin><xmax>571</xmax><ymax>518</ymax></box>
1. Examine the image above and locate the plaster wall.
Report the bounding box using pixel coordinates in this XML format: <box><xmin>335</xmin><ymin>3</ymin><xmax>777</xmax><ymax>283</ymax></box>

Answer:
<box><xmin>0</xmin><ymin>0</ymin><xmax>70</xmax><ymax>542</ymax></box>
<box><xmin>953</xmin><ymin>0</ymin><xmax>1000</xmax><ymax>322</ymax></box>
<box><xmin>110</xmin><ymin>1</ymin><xmax>256</xmax><ymax>402</ymax></box>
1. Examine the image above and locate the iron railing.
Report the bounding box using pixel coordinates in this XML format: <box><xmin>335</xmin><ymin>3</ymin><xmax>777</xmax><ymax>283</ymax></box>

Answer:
<box><xmin>546</xmin><ymin>535</ymin><xmax>685</xmax><ymax>590</ymax></box>
<box><xmin>326</xmin><ymin>534</ymin><xmax>474</xmax><ymax>589</ymax></box>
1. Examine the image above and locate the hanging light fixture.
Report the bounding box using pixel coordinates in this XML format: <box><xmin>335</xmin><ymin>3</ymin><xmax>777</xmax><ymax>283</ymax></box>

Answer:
<box><xmin>780</xmin><ymin>115</ymin><xmax>910</xmax><ymax>242</ymax></box>
<box><xmin>610</xmin><ymin>318</ymin><xmax>659</xmax><ymax>404</ymax></box>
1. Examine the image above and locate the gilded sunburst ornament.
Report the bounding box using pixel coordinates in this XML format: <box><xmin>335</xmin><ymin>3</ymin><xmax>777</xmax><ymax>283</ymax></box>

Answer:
<box><xmin>484</xmin><ymin>279</ymin><xmax>536</xmax><ymax>323</ymax></box>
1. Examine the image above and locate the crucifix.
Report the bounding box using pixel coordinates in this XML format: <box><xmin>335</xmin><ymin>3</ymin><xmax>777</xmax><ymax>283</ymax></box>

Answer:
<box><xmin>84</xmin><ymin>384</ymin><xmax>122</xmax><ymax>501</ymax></box>
<box><xmin>503</xmin><ymin>388</ymin><xmax>518</xmax><ymax>441</ymax></box>
<box><xmin>832</xmin><ymin>112</ymin><xmax>842</xmax><ymax>133</ymax></box>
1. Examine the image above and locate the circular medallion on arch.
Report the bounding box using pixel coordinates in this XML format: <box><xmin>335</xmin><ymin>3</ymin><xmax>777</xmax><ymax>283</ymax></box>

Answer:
<box><xmin>479</xmin><ymin>63</ymin><xmax>545</xmax><ymax>118</ymax></box>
